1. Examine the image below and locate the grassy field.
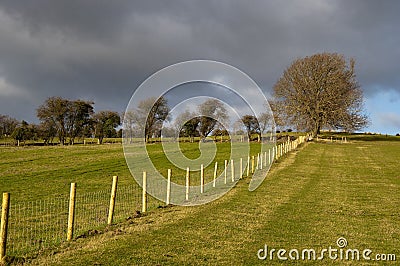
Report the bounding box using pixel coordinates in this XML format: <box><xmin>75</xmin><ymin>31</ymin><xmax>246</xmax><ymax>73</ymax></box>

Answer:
<box><xmin>0</xmin><ymin>141</ymin><xmax>265</xmax><ymax>203</ymax></box>
<box><xmin>0</xmin><ymin>144</ymin><xmax>131</xmax><ymax>203</ymax></box>
<box><xmin>1</xmin><ymin>138</ymin><xmax>394</xmax><ymax>265</ymax></box>
<box><xmin>0</xmin><ymin>140</ymin><xmax>266</xmax><ymax>260</ymax></box>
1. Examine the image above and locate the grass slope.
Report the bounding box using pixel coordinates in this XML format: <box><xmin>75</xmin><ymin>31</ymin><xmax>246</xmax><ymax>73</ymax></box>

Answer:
<box><xmin>0</xmin><ymin>145</ymin><xmax>131</xmax><ymax>202</ymax></box>
<box><xmin>0</xmin><ymin>142</ymin><xmax>263</xmax><ymax>202</ymax></box>
<box><xmin>25</xmin><ymin>141</ymin><xmax>400</xmax><ymax>265</ymax></box>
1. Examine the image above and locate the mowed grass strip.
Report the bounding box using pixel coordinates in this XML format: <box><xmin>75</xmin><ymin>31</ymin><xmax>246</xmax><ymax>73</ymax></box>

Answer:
<box><xmin>27</xmin><ymin>141</ymin><xmax>400</xmax><ymax>265</ymax></box>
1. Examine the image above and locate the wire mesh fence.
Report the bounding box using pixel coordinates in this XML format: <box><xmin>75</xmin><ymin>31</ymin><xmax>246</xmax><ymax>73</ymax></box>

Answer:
<box><xmin>3</xmin><ymin>183</ymin><xmax>163</xmax><ymax>258</ymax></box>
<box><xmin>6</xmin><ymin>197</ymin><xmax>69</xmax><ymax>256</ymax></box>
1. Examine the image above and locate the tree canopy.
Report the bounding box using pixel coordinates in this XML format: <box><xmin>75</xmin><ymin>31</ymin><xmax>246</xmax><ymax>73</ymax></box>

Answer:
<box><xmin>241</xmin><ymin>115</ymin><xmax>261</xmax><ymax>140</ymax></box>
<box><xmin>125</xmin><ymin>96</ymin><xmax>170</xmax><ymax>142</ymax></box>
<box><xmin>197</xmin><ymin>99</ymin><xmax>227</xmax><ymax>140</ymax></box>
<box><xmin>37</xmin><ymin>97</ymin><xmax>94</xmax><ymax>145</ymax></box>
<box><xmin>0</xmin><ymin>114</ymin><xmax>18</xmax><ymax>137</ymax></box>
<box><xmin>273</xmin><ymin>52</ymin><xmax>368</xmax><ymax>136</ymax></box>
<box><xmin>174</xmin><ymin>110</ymin><xmax>200</xmax><ymax>142</ymax></box>
<box><xmin>170</xmin><ymin>99</ymin><xmax>228</xmax><ymax>142</ymax></box>
<box><xmin>93</xmin><ymin>111</ymin><xmax>121</xmax><ymax>144</ymax></box>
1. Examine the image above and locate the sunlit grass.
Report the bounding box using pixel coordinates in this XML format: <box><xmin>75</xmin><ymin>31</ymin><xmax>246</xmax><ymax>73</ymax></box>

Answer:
<box><xmin>22</xmin><ymin>139</ymin><xmax>400</xmax><ymax>265</ymax></box>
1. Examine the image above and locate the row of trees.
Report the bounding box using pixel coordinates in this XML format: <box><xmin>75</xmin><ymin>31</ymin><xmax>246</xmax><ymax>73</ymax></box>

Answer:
<box><xmin>125</xmin><ymin>53</ymin><xmax>369</xmax><ymax>141</ymax></box>
<box><xmin>2</xmin><ymin>53</ymin><xmax>370</xmax><ymax>145</ymax></box>
<box><xmin>123</xmin><ymin>96</ymin><xmax>275</xmax><ymax>143</ymax></box>
<box><xmin>124</xmin><ymin>98</ymin><xmax>232</xmax><ymax>143</ymax></box>
<box><xmin>171</xmin><ymin>99</ymin><xmax>229</xmax><ymax>141</ymax></box>
<box><xmin>37</xmin><ymin>97</ymin><xmax>120</xmax><ymax>145</ymax></box>
<box><xmin>1</xmin><ymin>97</ymin><xmax>121</xmax><ymax>145</ymax></box>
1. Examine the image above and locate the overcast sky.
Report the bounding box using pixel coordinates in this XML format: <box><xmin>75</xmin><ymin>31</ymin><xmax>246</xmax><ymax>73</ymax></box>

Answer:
<box><xmin>0</xmin><ymin>0</ymin><xmax>399</xmax><ymax>134</ymax></box>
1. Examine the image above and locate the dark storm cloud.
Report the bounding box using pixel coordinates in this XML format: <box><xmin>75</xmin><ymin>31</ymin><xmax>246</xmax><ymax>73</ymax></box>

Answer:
<box><xmin>0</xmin><ymin>0</ymin><xmax>399</xmax><ymax>122</ymax></box>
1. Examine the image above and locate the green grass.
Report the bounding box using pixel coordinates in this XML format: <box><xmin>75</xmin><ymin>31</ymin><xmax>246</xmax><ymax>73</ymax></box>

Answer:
<box><xmin>0</xmin><ymin>144</ymin><xmax>131</xmax><ymax>202</ymax></box>
<box><xmin>317</xmin><ymin>132</ymin><xmax>400</xmax><ymax>142</ymax></box>
<box><xmin>0</xmin><ymin>141</ymin><xmax>264</xmax><ymax>203</ymax></box>
<box><xmin>13</xmin><ymin>140</ymin><xmax>399</xmax><ymax>265</ymax></box>
<box><xmin>0</xmin><ymin>140</ymin><xmax>267</xmax><ymax>262</ymax></box>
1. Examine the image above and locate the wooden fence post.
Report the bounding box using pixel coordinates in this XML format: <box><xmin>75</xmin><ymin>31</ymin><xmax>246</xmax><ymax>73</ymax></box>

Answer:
<box><xmin>247</xmin><ymin>156</ymin><xmax>250</xmax><ymax>177</ymax></box>
<box><xmin>273</xmin><ymin>146</ymin><xmax>275</xmax><ymax>161</ymax></box>
<box><xmin>264</xmin><ymin>152</ymin><xmax>267</xmax><ymax>167</ymax></box>
<box><xmin>67</xmin><ymin>183</ymin><xmax>76</xmax><ymax>241</ymax></box>
<box><xmin>239</xmin><ymin>158</ymin><xmax>243</xmax><ymax>179</ymax></box>
<box><xmin>260</xmin><ymin>153</ymin><xmax>263</xmax><ymax>170</ymax></box>
<box><xmin>251</xmin><ymin>156</ymin><xmax>255</xmax><ymax>173</ymax></box>
<box><xmin>142</xmin><ymin>172</ymin><xmax>147</xmax><ymax>213</ymax></box>
<box><xmin>166</xmin><ymin>169</ymin><xmax>171</xmax><ymax>205</ymax></box>
<box><xmin>224</xmin><ymin>160</ymin><xmax>227</xmax><ymax>184</ymax></box>
<box><xmin>107</xmin><ymin>176</ymin><xmax>118</xmax><ymax>225</ymax></box>
<box><xmin>200</xmin><ymin>164</ymin><xmax>204</xmax><ymax>193</ymax></box>
<box><xmin>0</xmin><ymin>193</ymin><xmax>10</xmax><ymax>261</ymax></box>
<box><xmin>231</xmin><ymin>160</ymin><xmax>235</xmax><ymax>182</ymax></box>
<box><xmin>213</xmin><ymin>162</ymin><xmax>217</xmax><ymax>187</ymax></box>
<box><xmin>269</xmin><ymin>149</ymin><xmax>271</xmax><ymax>165</ymax></box>
<box><xmin>186</xmin><ymin>167</ymin><xmax>190</xmax><ymax>200</ymax></box>
<box><xmin>256</xmin><ymin>153</ymin><xmax>260</xmax><ymax>170</ymax></box>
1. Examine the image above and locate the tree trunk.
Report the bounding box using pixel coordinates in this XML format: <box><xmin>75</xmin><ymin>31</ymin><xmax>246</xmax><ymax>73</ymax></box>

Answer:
<box><xmin>312</xmin><ymin>122</ymin><xmax>321</xmax><ymax>138</ymax></box>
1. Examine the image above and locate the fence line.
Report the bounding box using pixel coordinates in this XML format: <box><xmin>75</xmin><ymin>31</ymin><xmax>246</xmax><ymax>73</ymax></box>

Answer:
<box><xmin>5</xmin><ymin>196</ymin><xmax>69</xmax><ymax>257</ymax></box>
<box><xmin>0</xmin><ymin>135</ymin><xmax>307</xmax><ymax>259</ymax></box>
<box><xmin>1</xmin><ymin>184</ymin><xmax>151</xmax><ymax>258</ymax></box>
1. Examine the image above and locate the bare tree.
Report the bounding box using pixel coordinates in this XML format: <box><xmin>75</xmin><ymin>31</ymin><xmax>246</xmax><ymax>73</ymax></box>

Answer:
<box><xmin>37</xmin><ymin>97</ymin><xmax>69</xmax><ymax>145</ymax></box>
<box><xmin>269</xmin><ymin>100</ymin><xmax>287</xmax><ymax>132</ymax></box>
<box><xmin>122</xmin><ymin>111</ymin><xmax>137</xmax><ymax>143</ymax></box>
<box><xmin>197</xmin><ymin>99</ymin><xmax>227</xmax><ymax>141</ymax></box>
<box><xmin>134</xmin><ymin>96</ymin><xmax>169</xmax><ymax>143</ymax></box>
<box><xmin>241</xmin><ymin>115</ymin><xmax>261</xmax><ymax>141</ymax></box>
<box><xmin>93</xmin><ymin>111</ymin><xmax>121</xmax><ymax>144</ymax></box>
<box><xmin>174</xmin><ymin>110</ymin><xmax>199</xmax><ymax>142</ymax></box>
<box><xmin>258</xmin><ymin>112</ymin><xmax>273</xmax><ymax>135</ymax></box>
<box><xmin>273</xmin><ymin>53</ymin><xmax>368</xmax><ymax>137</ymax></box>
<box><xmin>66</xmin><ymin>100</ymin><xmax>94</xmax><ymax>144</ymax></box>
<box><xmin>37</xmin><ymin>121</ymin><xmax>57</xmax><ymax>144</ymax></box>
<box><xmin>11</xmin><ymin>120</ymin><xmax>40</xmax><ymax>145</ymax></box>
<box><xmin>0</xmin><ymin>114</ymin><xmax>18</xmax><ymax>137</ymax></box>
<box><xmin>37</xmin><ymin>97</ymin><xmax>94</xmax><ymax>145</ymax></box>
